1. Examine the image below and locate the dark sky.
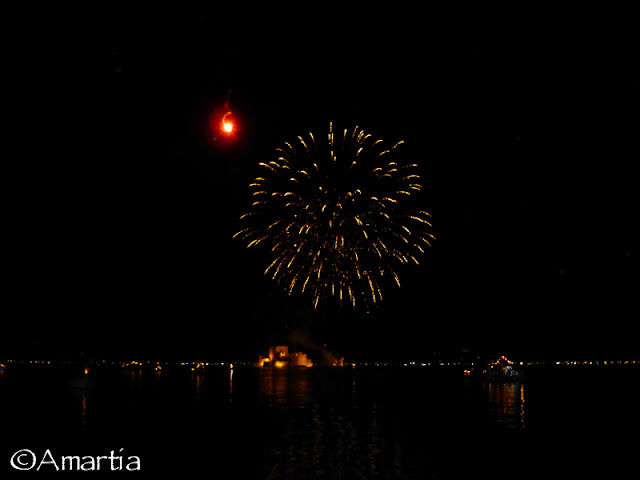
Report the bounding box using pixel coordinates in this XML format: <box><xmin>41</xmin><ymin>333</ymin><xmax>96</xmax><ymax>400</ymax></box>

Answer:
<box><xmin>5</xmin><ymin>7</ymin><xmax>635</xmax><ymax>361</ymax></box>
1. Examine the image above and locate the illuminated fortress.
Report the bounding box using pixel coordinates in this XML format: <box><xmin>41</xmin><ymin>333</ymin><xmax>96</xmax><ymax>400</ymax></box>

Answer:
<box><xmin>257</xmin><ymin>345</ymin><xmax>343</xmax><ymax>368</ymax></box>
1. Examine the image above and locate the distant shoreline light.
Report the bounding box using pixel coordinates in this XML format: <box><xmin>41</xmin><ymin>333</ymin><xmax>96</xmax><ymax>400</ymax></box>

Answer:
<box><xmin>1</xmin><ymin>359</ymin><xmax>638</xmax><ymax>367</ymax></box>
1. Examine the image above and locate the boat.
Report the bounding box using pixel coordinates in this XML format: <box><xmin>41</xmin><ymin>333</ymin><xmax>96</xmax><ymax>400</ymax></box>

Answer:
<box><xmin>465</xmin><ymin>355</ymin><xmax>522</xmax><ymax>381</ymax></box>
<box><xmin>484</xmin><ymin>356</ymin><xmax>522</xmax><ymax>381</ymax></box>
<box><xmin>485</xmin><ymin>363</ymin><xmax>522</xmax><ymax>380</ymax></box>
<box><xmin>66</xmin><ymin>365</ymin><xmax>97</xmax><ymax>391</ymax></box>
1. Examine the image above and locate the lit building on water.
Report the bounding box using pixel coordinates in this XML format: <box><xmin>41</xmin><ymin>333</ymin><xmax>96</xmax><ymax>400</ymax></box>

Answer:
<box><xmin>257</xmin><ymin>345</ymin><xmax>343</xmax><ymax>367</ymax></box>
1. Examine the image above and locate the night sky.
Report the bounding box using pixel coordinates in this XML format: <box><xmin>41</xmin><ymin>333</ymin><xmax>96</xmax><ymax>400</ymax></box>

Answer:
<box><xmin>5</xmin><ymin>7</ymin><xmax>635</xmax><ymax>361</ymax></box>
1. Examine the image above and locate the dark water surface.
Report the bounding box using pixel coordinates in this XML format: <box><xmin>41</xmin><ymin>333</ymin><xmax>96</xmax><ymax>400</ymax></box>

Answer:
<box><xmin>1</xmin><ymin>364</ymin><xmax>638</xmax><ymax>478</ymax></box>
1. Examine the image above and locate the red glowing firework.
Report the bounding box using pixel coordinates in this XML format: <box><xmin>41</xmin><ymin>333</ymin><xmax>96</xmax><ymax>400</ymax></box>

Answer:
<box><xmin>221</xmin><ymin>111</ymin><xmax>234</xmax><ymax>134</ymax></box>
<box><xmin>209</xmin><ymin>89</ymin><xmax>237</xmax><ymax>142</ymax></box>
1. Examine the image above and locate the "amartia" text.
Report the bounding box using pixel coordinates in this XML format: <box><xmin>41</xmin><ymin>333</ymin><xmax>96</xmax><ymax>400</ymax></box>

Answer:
<box><xmin>10</xmin><ymin>448</ymin><xmax>141</xmax><ymax>471</ymax></box>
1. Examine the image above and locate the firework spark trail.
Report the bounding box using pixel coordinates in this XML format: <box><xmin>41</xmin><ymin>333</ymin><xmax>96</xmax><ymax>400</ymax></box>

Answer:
<box><xmin>234</xmin><ymin>123</ymin><xmax>435</xmax><ymax>310</ymax></box>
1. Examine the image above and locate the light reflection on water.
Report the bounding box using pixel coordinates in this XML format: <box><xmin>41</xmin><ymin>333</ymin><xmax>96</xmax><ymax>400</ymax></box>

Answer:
<box><xmin>191</xmin><ymin>372</ymin><xmax>204</xmax><ymax>399</ymax></box>
<box><xmin>2</xmin><ymin>365</ymin><xmax>637</xmax><ymax>477</ymax></box>
<box><xmin>259</xmin><ymin>367</ymin><xmax>311</xmax><ymax>407</ymax></box>
<box><xmin>256</xmin><ymin>368</ymin><xmax>527</xmax><ymax>428</ymax></box>
<box><xmin>81</xmin><ymin>395</ymin><xmax>88</xmax><ymax>430</ymax></box>
<box><xmin>485</xmin><ymin>381</ymin><xmax>526</xmax><ymax>430</ymax></box>
<box><xmin>259</xmin><ymin>368</ymin><xmax>530</xmax><ymax>478</ymax></box>
<box><xmin>228</xmin><ymin>366</ymin><xmax>233</xmax><ymax>407</ymax></box>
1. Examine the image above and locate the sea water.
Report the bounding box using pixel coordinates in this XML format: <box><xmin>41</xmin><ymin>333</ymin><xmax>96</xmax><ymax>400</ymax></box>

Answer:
<box><xmin>1</xmin><ymin>364</ymin><xmax>637</xmax><ymax>478</ymax></box>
